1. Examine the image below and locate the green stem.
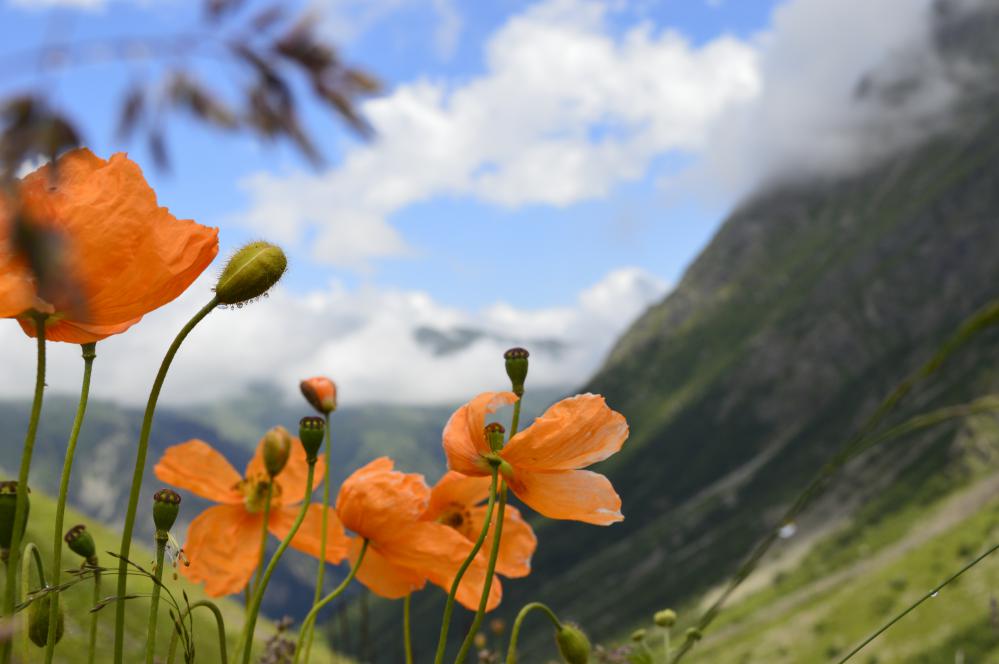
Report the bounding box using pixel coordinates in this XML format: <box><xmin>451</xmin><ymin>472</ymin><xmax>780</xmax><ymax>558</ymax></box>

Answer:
<box><xmin>455</xmin><ymin>482</ymin><xmax>508</xmax><ymax>664</ymax></box>
<box><xmin>21</xmin><ymin>543</ymin><xmax>45</xmax><ymax>660</ymax></box>
<box><xmin>239</xmin><ymin>461</ymin><xmax>316</xmax><ymax>664</ymax></box>
<box><xmin>302</xmin><ymin>412</ymin><xmax>333</xmax><ymax>664</ymax></box>
<box><xmin>166</xmin><ymin>600</ymin><xmax>228</xmax><ymax>664</ymax></box>
<box><xmin>144</xmin><ymin>533</ymin><xmax>168</xmax><ymax>664</ymax></box>
<box><xmin>2</xmin><ymin>315</ymin><xmax>46</xmax><ymax>664</ymax></box>
<box><xmin>504</xmin><ymin>602</ymin><xmax>561</xmax><ymax>664</ymax></box>
<box><xmin>293</xmin><ymin>540</ymin><xmax>368</xmax><ymax>664</ymax></box>
<box><xmin>509</xmin><ymin>398</ymin><xmax>523</xmax><ymax>437</ymax></box>
<box><xmin>112</xmin><ymin>298</ymin><xmax>217</xmax><ymax>664</ymax></box>
<box><xmin>250</xmin><ymin>483</ymin><xmax>273</xmax><ymax>595</ymax></box>
<box><xmin>87</xmin><ymin>568</ymin><xmax>100</xmax><ymax>664</ymax></box>
<box><xmin>44</xmin><ymin>342</ymin><xmax>96</xmax><ymax>664</ymax></box>
<box><xmin>432</xmin><ymin>467</ymin><xmax>500</xmax><ymax>664</ymax></box>
<box><xmin>403</xmin><ymin>593</ymin><xmax>413</xmax><ymax>664</ymax></box>
<box><xmin>663</xmin><ymin>628</ymin><xmax>671</xmax><ymax>661</ymax></box>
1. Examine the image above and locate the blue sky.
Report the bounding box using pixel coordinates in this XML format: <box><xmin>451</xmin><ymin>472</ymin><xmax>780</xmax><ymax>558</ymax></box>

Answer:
<box><xmin>0</xmin><ymin>0</ymin><xmax>951</xmax><ymax>405</ymax></box>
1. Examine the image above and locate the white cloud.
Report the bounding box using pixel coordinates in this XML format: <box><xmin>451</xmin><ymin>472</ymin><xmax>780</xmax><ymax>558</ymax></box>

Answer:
<box><xmin>0</xmin><ymin>267</ymin><xmax>667</xmax><ymax>406</ymax></box>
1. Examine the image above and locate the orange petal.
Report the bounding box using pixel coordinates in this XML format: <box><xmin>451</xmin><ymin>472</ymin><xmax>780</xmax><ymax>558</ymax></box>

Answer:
<box><xmin>336</xmin><ymin>457</ymin><xmax>431</xmax><ymax>540</ymax></box>
<box><xmin>442</xmin><ymin>392</ymin><xmax>518</xmax><ymax>476</ymax></box>
<box><xmin>349</xmin><ymin>537</ymin><xmax>426</xmax><ymax>600</ymax></box>
<box><xmin>268</xmin><ymin>504</ymin><xmax>349</xmax><ymax>564</ymax></box>
<box><xmin>508</xmin><ymin>469</ymin><xmax>623</xmax><ymax>526</ymax></box>
<box><xmin>0</xmin><ymin>200</ymin><xmax>41</xmax><ymax>318</ymax></box>
<box><xmin>467</xmin><ymin>504</ymin><xmax>536</xmax><ymax>578</ymax></box>
<box><xmin>503</xmin><ymin>394</ymin><xmax>628</xmax><ymax>471</ymax></box>
<box><xmin>154</xmin><ymin>440</ymin><xmax>243</xmax><ymax>504</ymax></box>
<box><xmin>246</xmin><ymin>429</ymin><xmax>326</xmax><ymax>506</ymax></box>
<box><xmin>181</xmin><ymin>504</ymin><xmax>262</xmax><ymax>596</ymax></box>
<box><xmin>16</xmin><ymin>315</ymin><xmax>139</xmax><ymax>344</ymax></box>
<box><xmin>424</xmin><ymin>471</ymin><xmax>492</xmax><ymax>521</ymax></box>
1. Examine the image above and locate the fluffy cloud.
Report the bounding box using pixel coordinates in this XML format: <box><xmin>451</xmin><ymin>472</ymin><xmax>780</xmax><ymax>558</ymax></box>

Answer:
<box><xmin>0</xmin><ymin>267</ymin><xmax>667</xmax><ymax>406</ymax></box>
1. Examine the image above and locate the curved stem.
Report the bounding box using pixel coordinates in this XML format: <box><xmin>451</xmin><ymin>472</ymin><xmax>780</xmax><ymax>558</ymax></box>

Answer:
<box><xmin>112</xmin><ymin>298</ymin><xmax>217</xmax><ymax>664</ymax></box>
<box><xmin>455</xmin><ymin>482</ymin><xmax>508</xmax><ymax>663</ymax></box>
<box><xmin>301</xmin><ymin>412</ymin><xmax>333</xmax><ymax>664</ymax></box>
<box><xmin>403</xmin><ymin>593</ymin><xmax>413</xmax><ymax>664</ymax></box>
<box><xmin>44</xmin><ymin>342</ymin><xmax>96</xmax><ymax>664</ymax></box>
<box><xmin>250</xmin><ymin>484</ymin><xmax>273</xmax><ymax>595</ymax></box>
<box><xmin>432</xmin><ymin>467</ymin><xmax>500</xmax><ymax>664</ymax></box>
<box><xmin>87</xmin><ymin>568</ymin><xmax>101</xmax><ymax>664</ymax></box>
<box><xmin>144</xmin><ymin>533</ymin><xmax>168</xmax><ymax>664</ymax></box>
<box><xmin>167</xmin><ymin>600</ymin><xmax>229</xmax><ymax>664</ymax></box>
<box><xmin>293</xmin><ymin>539</ymin><xmax>368</xmax><ymax>664</ymax></box>
<box><xmin>239</xmin><ymin>462</ymin><xmax>316</xmax><ymax>664</ymax></box>
<box><xmin>2</xmin><ymin>316</ymin><xmax>46</xmax><ymax>664</ymax></box>
<box><xmin>504</xmin><ymin>602</ymin><xmax>561</xmax><ymax>664</ymax></box>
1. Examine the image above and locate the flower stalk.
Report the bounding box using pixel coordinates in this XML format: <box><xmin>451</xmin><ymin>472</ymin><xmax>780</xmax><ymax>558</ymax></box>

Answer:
<box><xmin>250</xmin><ymin>483</ymin><xmax>274</xmax><ymax>595</ymax></box>
<box><xmin>504</xmin><ymin>602</ymin><xmax>562</xmax><ymax>664</ymax></box>
<box><xmin>403</xmin><ymin>593</ymin><xmax>414</xmax><ymax>664</ymax></box>
<box><xmin>301</xmin><ymin>411</ymin><xmax>334</xmax><ymax>664</ymax></box>
<box><xmin>144</xmin><ymin>531</ymin><xmax>168</xmax><ymax>664</ymax></box>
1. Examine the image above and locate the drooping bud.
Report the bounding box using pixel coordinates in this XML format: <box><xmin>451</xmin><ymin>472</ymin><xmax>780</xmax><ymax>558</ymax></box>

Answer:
<box><xmin>503</xmin><ymin>347</ymin><xmax>529</xmax><ymax>396</ymax></box>
<box><xmin>214</xmin><ymin>241</ymin><xmax>287</xmax><ymax>306</ymax></box>
<box><xmin>262</xmin><ymin>426</ymin><xmax>294</xmax><ymax>477</ymax></box>
<box><xmin>555</xmin><ymin>624</ymin><xmax>591</xmax><ymax>664</ymax></box>
<box><xmin>684</xmin><ymin>627</ymin><xmax>703</xmax><ymax>643</ymax></box>
<box><xmin>28</xmin><ymin>595</ymin><xmax>64</xmax><ymax>647</ymax></box>
<box><xmin>152</xmin><ymin>489</ymin><xmax>181</xmax><ymax>534</ymax></box>
<box><xmin>654</xmin><ymin>609</ymin><xmax>677</xmax><ymax>628</ymax></box>
<box><xmin>485</xmin><ymin>422</ymin><xmax>506</xmax><ymax>453</ymax></box>
<box><xmin>0</xmin><ymin>481</ymin><xmax>29</xmax><ymax>557</ymax></box>
<box><xmin>299</xmin><ymin>417</ymin><xmax>325</xmax><ymax>462</ymax></box>
<box><xmin>630</xmin><ymin>629</ymin><xmax>646</xmax><ymax>642</ymax></box>
<box><xmin>64</xmin><ymin>524</ymin><xmax>97</xmax><ymax>565</ymax></box>
<box><xmin>300</xmin><ymin>377</ymin><xmax>337</xmax><ymax>414</ymax></box>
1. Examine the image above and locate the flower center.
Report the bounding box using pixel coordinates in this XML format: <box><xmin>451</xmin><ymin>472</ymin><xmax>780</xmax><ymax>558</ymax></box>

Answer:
<box><xmin>438</xmin><ymin>503</ymin><xmax>474</xmax><ymax>538</ymax></box>
<box><xmin>235</xmin><ymin>475</ymin><xmax>282</xmax><ymax>513</ymax></box>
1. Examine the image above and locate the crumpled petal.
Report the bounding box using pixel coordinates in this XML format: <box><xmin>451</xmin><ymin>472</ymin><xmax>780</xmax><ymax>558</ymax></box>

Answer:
<box><xmin>154</xmin><ymin>440</ymin><xmax>243</xmax><ymax>504</ymax></box>
<box><xmin>181</xmin><ymin>504</ymin><xmax>262</xmax><ymax>596</ymax></box>
<box><xmin>442</xmin><ymin>392</ymin><xmax>518</xmax><ymax>476</ymax></box>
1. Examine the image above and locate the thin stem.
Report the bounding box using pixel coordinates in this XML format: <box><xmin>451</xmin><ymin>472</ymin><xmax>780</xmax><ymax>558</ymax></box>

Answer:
<box><xmin>403</xmin><ymin>593</ymin><xmax>413</xmax><ymax>664</ymax></box>
<box><xmin>113</xmin><ymin>298</ymin><xmax>217</xmax><ymax>664</ymax></box>
<box><xmin>455</xmin><ymin>482</ymin><xmax>508</xmax><ymax>663</ymax></box>
<box><xmin>87</xmin><ymin>568</ymin><xmax>101</xmax><ymax>664</ymax></box>
<box><xmin>432</xmin><ymin>467</ymin><xmax>500</xmax><ymax>664</ymax></box>
<box><xmin>504</xmin><ymin>602</ymin><xmax>561</xmax><ymax>664</ymax></box>
<box><xmin>166</xmin><ymin>599</ymin><xmax>229</xmax><ymax>664</ymax></box>
<box><xmin>250</xmin><ymin>483</ymin><xmax>273</xmax><ymax>595</ymax></box>
<box><xmin>239</xmin><ymin>462</ymin><xmax>316</xmax><ymax>664</ymax></box>
<box><xmin>509</xmin><ymin>398</ymin><xmax>523</xmax><ymax>438</ymax></box>
<box><xmin>302</xmin><ymin>412</ymin><xmax>333</xmax><ymax>664</ymax></box>
<box><xmin>663</xmin><ymin>628</ymin><xmax>671</xmax><ymax>661</ymax></box>
<box><xmin>2</xmin><ymin>316</ymin><xmax>46</xmax><ymax>664</ymax></box>
<box><xmin>144</xmin><ymin>533</ymin><xmax>168</xmax><ymax>664</ymax></box>
<box><xmin>45</xmin><ymin>342</ymin><xmax>97</xmax><ymax>664</ymax></box>
<box><xmin>293</xmin><ymin>540</ymin><xmax>368</xmax><ymax>664</ymax></box>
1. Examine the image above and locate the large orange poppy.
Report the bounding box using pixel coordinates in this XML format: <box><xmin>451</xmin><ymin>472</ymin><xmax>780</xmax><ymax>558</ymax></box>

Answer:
<box><xmin>422</xmin><ymin>471</ymin><xmax>536</xmax><ymax>578</ymax></box>
<box><xmin>0</xmin><ymin>148</ymin><xmax>219</xmax><ymax>343</ymax></box>
<box><xmin>442</xmin><ymin>393</ymin><xmax>628</xmax><ymax>525</ymax></box>
<box><xmin>337</xmin><ymin>458</ymin><xmax>502</xmax><ymax>611</ymax></box>
<box><xmin>153</xmin><ymin>429</ymin><xmax>348</xmax><ymax>597</ymax></box>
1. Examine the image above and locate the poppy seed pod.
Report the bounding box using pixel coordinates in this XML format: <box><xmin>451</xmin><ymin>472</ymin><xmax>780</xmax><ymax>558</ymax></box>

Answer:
<box><xmin>262</xmin><ymin>426</ymin><xmax>294</xmax><ymax>477</ymax></box>
<box><xmin>299</xmin><ymin>416</ymin><xmax>325</xmax><ymax>462</ymax></box>
<box><xmin>0</xmin><ymin>481</ymin><xmax>29</xmax><ymax>555</ymax></box>
<box><xmin>300</xmin><ymin>377</ymin><xmax>337</xmax><ymax>414</ymax></box>
<box><xmin>152</xmin><ymin>489</ymin><xmax>182</xmax><ymax>533</ymax></box>
<box><xmin>654</xmin><ymin>609</ymin><xmax>677</xmax><ymax>628</ymax></box>
<box><xmin>484</xmin><ymin>422</ymin><xmax>506</xmax><ymax>452</ymax></box>
<box><xmin>555</xmin><ymin>624</ymin><xmax>591</xmax><ymax>664</ymax></box>
<box><xmin>503</xmin><ymin>347</ymin><xmax>529</xmax><ymax>396</ymax></box>
<box><xmin>28</xmin><ymin>595</ymin><xmax>64</xmax><ymax>647</ymax></box>
<box><xmin>214</xmin><ymin>241</ymin><xmax>287</xmax><ymax>305</ymax></box>
<box><xmin>64</xmin><ymin>524</ymin><xmax>97</xmax><ymax>564</ymax></box>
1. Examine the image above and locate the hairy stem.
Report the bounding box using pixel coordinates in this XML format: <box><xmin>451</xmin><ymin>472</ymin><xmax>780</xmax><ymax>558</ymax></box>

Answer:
<box><xmin>166</xmin><ymin>599</ymin><xmax>228</xmax><ymax>664</ymax></box>
<box><xmin>144</xmin><ymin>533</ymin><xmax>168</xmax><ymax>664</ymax></box>
<box><xmin>302</xmin><ymin>412</ymin><xmax>333</xmax><ymax>664</ymax></box>
<box><xmin>250</xmin><ymin>483</ymin><xmax>273</xmax><ymax>595</ymax></box>
<box><xmin>504</xmin><ymin>602</ymin><xmax>561</xmax><ymax>664</ymax></box>
<box><xmin>87</xmin><ymin>568</ymin><xmax>101</xmax><ymax>664</ymax></box>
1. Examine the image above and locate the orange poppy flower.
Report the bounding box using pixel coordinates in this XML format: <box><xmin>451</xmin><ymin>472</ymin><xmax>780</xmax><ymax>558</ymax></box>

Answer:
<box><xmin>300</xmin><ymin>376</ymin><xmax>337</xmax><ymax>414</ymax></box>
<box><xmin>443</xmin><ymin>393</ymin><xmax>628</xmax><ymax>525</ymax></box>
<box><xmin>337</xmin><ymin>458</ymin><xmax>502</xmax><ymax>611</ymax></box>
<box><xmin>422</xmin><ymin>471</ymin><xmax>537</xmax><ymax>578</ymax></box>
<box><xmin>0</xmin><ymin>148</ymin><xmax>219</xmax><ymax>343</ymax></box>
<box><xmin>153</xmin><ymin>428</ymin><xmax>348</xmax><ymax>597</ymax></box>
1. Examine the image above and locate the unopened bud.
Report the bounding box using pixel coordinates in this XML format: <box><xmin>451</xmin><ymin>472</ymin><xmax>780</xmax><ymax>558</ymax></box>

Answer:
<box><xmin>300</xmin><ymin>377</ymin><xmax>337</xmax><ymax>414</ymax></box>
<box><xmin>0</xmin><ymin>481</ymin><xmax>29</xmax><ymax>555</ymax></box>
<box><xmin>484</xmin><ymin>422</ymin><xmax>505</xmax><ymax>452</ymax></box>
<box><xmin>654</xmin><ymin>609</ymin><xmax>677</xmax><ymax>628</ymax></box>
<box><xmin>630</xmin><ymin>629</ymin><xmax>646</xmax><ymax>642</ymax></box>
<box><xmin>28</xmin><ymin>595</ymin><xmax>63</xmax><ymax>647</ymax></box>
<box><xmin>299</xmin><ymin>417</ymin><xmax>325</xmax><ymax>462</ymax></box>
<box><xmin>263</xmin><ymin>426</ymin><xmax>293</xmax><ymax>477</ymax></box>
<box><xmin>152</xmin><ymin>489</ymin><xmax>181</xmax><ymax>533</ymax></box>
<box><xmin>64</xmin><ymin>524</ymin><xmax>97</xmax><ymax>565</ymax></box>
<box><xmin>503</xmin><ymin>347</ymin><xmax>529</xmax><ymax>396</ymax></box>
<box><xmin>214</xmin><ymin>241</ymin><xmax>287</xmax><ymax>305</ymax></box>
<box><xmin>555</xmin><ymin>624</ymin><xmax>591</xmax><ymax>664</ymax></box>
<box><xmin>684</xmin><ymin>627</ymin><xmax>703</xmax><ymax>643</ymax></box>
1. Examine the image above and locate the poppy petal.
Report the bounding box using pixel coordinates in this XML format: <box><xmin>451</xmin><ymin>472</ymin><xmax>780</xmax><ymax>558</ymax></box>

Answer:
<box><xmin>154</xmin><ymin>440</ymin><xmax>243</xmax><ymax>504</ymax></box>
<box><xmin>424</xmin><ymin>471</ymin><xmax>492</xmax><ymax>521</ymax></box>
<box><xmin>443</xmin><ymin>392</ymin><xmax>518</xmax><ymax>476</ymax></box>
<box><xmin>467</xmin><ymin>504</ymin><xmax>537</xmax><ymax>578</ymax></box>
<box><xmin>246</xmin><ymin>431</ymin><xmax>326</xmax><ymax>505</ymax></box>
<box><xmin>337</xmin><ymin>457</ymin><xmax>431</xmax><ymax>540</ymax></box>
<box><xmin>181</xmin><ymin>504</ymin><xmax>262</xmax><ymax>596</ymax></box>
<box><xmin>349</xmin><ymin>537</ymin><xmax>426</xmax><ymax>599</ymax></box>
<box><xmin>508</xmin><ymin>468</ymin><xmax>623</xmax><ymax>525</ymax></box>
<box><xmin>268</xmin><ymin>504</ymin><xmax>349</xmax><ymax>564</ymax></box>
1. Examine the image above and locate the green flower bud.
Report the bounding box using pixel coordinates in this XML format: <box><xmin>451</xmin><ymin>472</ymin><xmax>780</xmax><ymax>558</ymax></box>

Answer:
<box><xmin>299</xmin><ymin>417</ymin><xmax>325</xmax><ymax>462</ymax></box>
<box><xmin>64</xmin><ymin>524</ymin><xmax>97</xmax><ymax>565</ymax></box>
<box><xmin>684</xmin><ymin>627</ymin><xmax>703</xmax><ymax>643</ymax></box>
<box><xmin>630</xmin><ymin>629</ymin><xmax>646</xmax><ymax>642</ymax></box>
<box><xmin>263</xmin><ymin>426</ymin><xmax>294</xmax><ymax>477</ymax></box>
<box><xmin>152</xmin><ymin>489</ymin><xmax>181</xmax><ymax>534</ymax></box>
<box><xmin>214</xmin><ymin>241</ymin><xmax>287</xmax><ymax>306</ymax></box>
<box><xmin>28</xmin><ymin>595</ymin><xmax>64</xmax><ymax>647</ymax></box>
<box><xmin>654</xmin><ymin>609</ymin><xmax>677</xmax><ymax>628</ymax></box>
<box><xmin>503</xmin><ymin>347</ymin><xmax>529</xmax><ymax>396</ymax></box>
<box><xmin>0</xmin><ymin>481</ymin><xmax>29</xmax><ymax>555</ymax></box>
<box><xmin>485</xmin><ymin>422</ymin><xmax>506</xmax><ymax>452</ymax></box>
<box><xmin>555</xmin><ymin>623</ymin><xmax>591</xmax><ymax>664</ymax></box>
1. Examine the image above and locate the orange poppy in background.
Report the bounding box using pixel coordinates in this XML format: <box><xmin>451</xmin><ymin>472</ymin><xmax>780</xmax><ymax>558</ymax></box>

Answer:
<box><xmin>154</xmin><ymin>428</ymin><xmax>347</xmax><ymax>597</ymax></box>
<box><xmin>422</xmin><ymin>471</ymin><xmax>537</xmax><ymax>578</ymax></box>
<box><xmin>337</xmin><ymin>457</ymin><xmax>502</xmax><ymax>611</ymax></box>
<box><xmin>300</xmin><ymin>376</ymin><xmax>338</xmax><ymax>414</ymax></box>
<box><xmin>443</xmin><ymin>393</ymin><xmax>629</xmax><ymax>526</ymax></box>
<box><xmin>0</xmin><ymin>148</ymin><xmax>219</xmax><ymax>343</ymax></box>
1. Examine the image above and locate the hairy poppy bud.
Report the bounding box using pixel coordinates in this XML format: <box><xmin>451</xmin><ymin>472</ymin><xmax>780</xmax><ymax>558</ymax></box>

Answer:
<box><xmin>214</xmin><ymin>241</ymin><xmax>287</xmax><ymax>305</ymax></box>
<box><xmin>485</xmin><ymin>422</ymin><xmax>505</xmax><ymax>453</ymax></box>
<box><xmin>504</xmin><ymin>347</ymin><xmax>529</xmax><ymax>396</ymax></box>
<box><xmin>300</xmin><ymin>376</ymin><xmax>337</xmax><ymax>414</ymax></box>
<box><xmin>152</xmin><ymin>489</ymin><xmax>181</xmax><ymax>533</ymax></box>
<box><xmin>684</xmin><ymin>627</ymin><xmax>703</xmax><ymax>643</ymax></box>
<box><xmin>299</xmin><ymin>417</ymin><xmax>325</xmax><ymax>462</ymax></box>
<box><xmin>555</xmin><ymin>624</ymin><xmax>591</xmax><ymax>664</ymax></box>
<box><xmin>28</xmin><ymin>595</ymin><xmax>64</xmax><ymax>647</ymax></box>
<box><xmin>0</xmin><ymin>481</ymin><xmax>29</xmax><ymax>558</ymax></box>
<box><xmin>65</xmin><ymin>524</ymin><xmax>97</xmax><ymax>565</ymax></box>
<box><xmin>263</xmin><ymin>426</ymin><xmax>294</xmax><ymax>477</ymax></box>
<box><xmin>630</xmin><ymin>628</ymin><xmax>646</xmax><ymax>642</ymax></box>
<box><xmin>654</xmin><ymin>609</ymin><xmax>677</xmax><ymax>628</ymax></box>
